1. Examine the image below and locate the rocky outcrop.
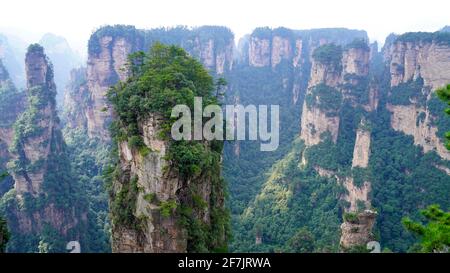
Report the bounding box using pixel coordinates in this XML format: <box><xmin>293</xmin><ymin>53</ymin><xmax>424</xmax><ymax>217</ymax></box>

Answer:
<box><xmin>249</xmin><ymin>36</ymin><xmax>271</xmax><ymax>67</ymax></box>
<box><xmin>10</xmin><ymin>45</ymin><xmax>61</xmax><ymax>196</ymax></box>
<box><xmin>300</xmin><ymin>45</ymin><xmax>344</xmax><ymax>147</ymax></box>
<box><xmin>193</xmin><ymin>36</ymin><xmax>234</xmax><ymax>74</ymax></box>
<box><xmin>387</xmin><ymin>104</ymin><xmax>450</xmax><ymax>160</ymax></box>
<box><xmin>0</xmin><ymin>60</ymin><xmax>26</xmax><ymax>189</ymax></box>
<box><xmin>84</xmin><ymin>25</ymin><xmax>234</xmax><ymax>140</ymax></box>
<box><xmin>111</xmin><ymin>114</ymin><xmax>226</xmax><ymax>252</ymax></box>
<box><xmin>271</xmin><ymin>36</ymin><xmax>292</xmax><ymax>67</ymax></box>
<box><xmin>342</xmin><ymin>47</ymin><xmax>370</xmax><ymax>76</ymax></box>
<box><xmin>1</xmin><ymin>45</ymin><xmax>86</xmax><ymax>250</ymax></box>
<box><xmin>308</xmin><ymin>61</ymin><xmax>342</xmax><ymax>87</ymax></box>
<box><xmin>86</xmin><ymin>34</ymin><xmax>137</xmax><ymax>140</ymax></box>
<box><xmin>352</xmin><ymin>128</ymin><xmax>371</xmax><ymax>168</ymax></box>
<box><xmin>112</xmin><ymin>115</ymin><xmax>187</xmax><ymax>252</ymax></box>
<box><xmin>39</xmin><ymin>33</ymin><xmax>81</xmax><ymax>105</ymax></box>
<box><xmin>340</xmin><ymin>210</ymin><xmax>377</xmax><ymax>250</ymax></box>
<box><xmin>300</xmin><ymin>104</ymin><xmax>340</xmax><ymax>146</ymax></box>
<box><xmin>342</xmin><ymin>177</ymin><xmax>371</xmax><ymax>212</ymax></box>
<box><xmin>63</xmin><ymin>67</ymin><xmax>89</xmax><ymax>130</ymax></box>
<box><xmin>386</xmin><ymin>37</ymin><xmax>450</xmax><ymax>89</ymax></box>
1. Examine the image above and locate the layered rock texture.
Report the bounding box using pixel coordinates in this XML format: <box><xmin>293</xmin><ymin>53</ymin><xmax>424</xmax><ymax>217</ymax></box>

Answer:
<box><xmin>112</xmin><ymin>116</ymin><xmax>187</xmax><ymax>252</ymax></box>
<box><xmin>0</xmin><ymin>60</ymin><xmax>26</xmax><ymax>194</ymax></box>
<box><xmin>65</xmin><ymin>25</ymin><xmax>235</xmax><ymax>140</ymax></box>
<box><xmin>107</xmin><ymin>44</ymin><xmax>228</xmax><ymax>253</ymax></box>
<box><xmin>266</xmin><ymin>37</ymin><xmax>379</xmax><ymax>250</ymax></box>
<box><xmin>56</xmin><ymin>25</ymin><xmax>450</xmax><ymax>253</ymax></box>
<box><xmin>63</xmin><ymin>67</ymin><xmax>89</xmax><ymax>130</ymax></box>
<box><xmin>0</xmin><ymin>45</ymin><xmax>87</xmax><ymax>252</ymax></box>
<box><xmin>340</xmin><ymin>210</ymin><xmax>377</xmax><ymax>250</ymax></box>
<box><xmin>384</xmin><ymin>33</ymin><xmax>450</xmax><ymax>160</ymax></box>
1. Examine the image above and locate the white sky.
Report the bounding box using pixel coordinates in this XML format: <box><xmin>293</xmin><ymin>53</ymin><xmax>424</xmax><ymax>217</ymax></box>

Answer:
<box><xmin>1</xmin><ymin>0</ymin><xmax>449</xmax><ymax>59</ymax></box>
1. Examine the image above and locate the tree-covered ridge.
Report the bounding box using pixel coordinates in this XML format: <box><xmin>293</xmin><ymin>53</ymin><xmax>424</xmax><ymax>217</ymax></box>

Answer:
<box><xmin>107</xmin><ymin>43</ymin><xmax>229</xmax><ymax>252</ymax></box>
<box><xmin>0</xmin><ymin>215</ymin><xmax>9</xmax><ymax>252</ymax></box>
<box><xmin>305</xmin><ymin>84</ymin><xmax>342</xmax><ymax>114</ymax></box>
<box><xmin>344</xmin><ymin>38</ymin><xmax>370</xmax><ymax>50</ymax></box>
<box><xmin>88</xmin><ymin>25</ymin><xmax>234</xmax><ymax>60</ymax></box>
<box><xmin>312</xmin><ymin>44</ymin><xmax>343</xmax><ymax>68</ymax></box>
<box><xmin>0</xmin><ymin>44</ymin><xmax>92</xmax><ymax>253</ymax></box>
<box><xmin>0</xmin><ymin>60</ymin><xmax>26</xmax><ymax>129</ymax></box>
<box><xmin>395</xmin><ymin>31</ymin><xmax>450</xmax><ymax>45</ymax></box>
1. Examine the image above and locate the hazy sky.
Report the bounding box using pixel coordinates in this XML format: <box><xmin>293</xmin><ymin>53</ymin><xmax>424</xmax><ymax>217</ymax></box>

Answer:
<box><xmin>1</xmin><ymin>0</ymin><xmax>449</xmax><ymax>59</ymax></box>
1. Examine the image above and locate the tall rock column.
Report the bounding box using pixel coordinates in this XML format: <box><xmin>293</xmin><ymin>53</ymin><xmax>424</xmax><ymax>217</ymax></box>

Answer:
<box><xmin>1</xmin><ymin>45</ymin><xmax>86</xmax><ymax>252</ymax></box>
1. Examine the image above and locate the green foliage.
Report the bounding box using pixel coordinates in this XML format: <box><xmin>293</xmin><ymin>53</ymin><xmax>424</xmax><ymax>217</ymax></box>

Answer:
<box><xmin>111</xmin><ymin>175</ymin><xmax>140</xmax><ymax>228</ymax></box>
<box><xmin>160</xmin><ymin>200</ymin><xmax>177</xmax><ymax>218</ymax></box>
<box><xmin>312</xmin><ymin>44</ymin><xmax>343</xmax><ymax>69</ymax></box>
<box><xmin>231</xmin><ymin>139</ymin><xmax>343</xmax><ymax>252</ymax></box>
<box><xmin>63</xmin><ymin>128</ymin><xmax>111</xmax><ymax>252</ymax></box>
<box><xmin>252</xmin><ymin>27</ymin><xmax>273</xmax><ymax>39</ymax></box>
<box><xmin>0</xmin><ymin>216</ymin><xmax>9</xmax><ymax>253</ymax></box>
<box><xmin>107</xmin><ymin>43</ymin><xmax>229</xmax><ymax>252</ymax></box>
<box><xmin>436</xmin><ymin>84</ymin><xmax>450</xmax><ymax>150</ymax></box>
<box><xmin>143</xmin><ymin>193</ymin><xmax>157</xmax><ymax>203</ymax></box>
<box><xmin>369</xmin><ymin>101</ymin><xmax>450</xmax><ymax>252</ymax></box>
<box><xmin>396</xmin><ymin>32</ymin><xmax>450</xmax><ymax>46</ymax></box>
<box><xmin>345</xmin><ymin>38</ymin><xmax>370</xmax><ymax>50</ymax></box>
<box><xmin>343</xmin><ymin>212</ymin><xmax>359</xmax><ymax>224</ymax></box>
<box><xmin>305</xmin><ymin>84</ymin><xmax>342</xmax><ymax>114</ymax></box>
<box><xmin>352</xmin><ymin>167</ymin><xmax>371</xmax><ymax>188</ymax></box>
<box><xmin>402</xmin><ymin>205</ymin><xmax>450</xmax><ymax>252</ymax></box>
<box><xmin>88</xmin><ymin>25</ymin><xmax>142</xmax><ymax>56</ymax></box>
<box><xmin>286</xmin><ymin>227</ymin><xmax>315</xmax><ymax>253</ymax></box>
<box><xmin>389</xmin><ymin>77</ymin><xmax>425</xmax><ymax>106</ymax></box>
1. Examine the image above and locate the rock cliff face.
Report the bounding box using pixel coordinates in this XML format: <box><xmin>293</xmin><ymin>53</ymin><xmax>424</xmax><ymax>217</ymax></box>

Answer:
<box><xmin>342</xmin><ymin>47</ymin><xmax>370</xmax><ymax>76</ymax></box>
<box><xmin>340</xmin><ymin>210</ymin><xmax>377</xmax><ymax>250</ymax></box>
<box><xmin>86</xmin><ymin>34</ymin><xmax>138</xmax><ymax>140</ymax></box>
<box><xmin>386</xmin><ymin>39</ymin><xmax>450</xmax><ymax>89</ymax></box>
<box><xmin>63</xmin><ymin>67</ymin><xmax>89</xmax><ymax>130</ymax></box>
<box><xmin>352</xmin><ymin>128</ymin><xmax>371</xmax><ymax>168</ymax></box>
<box><xmin>0</xmin><ymin>60</ymin><xmax>26</xmax><ymax>191</ymax></box>
<box><xmin>108</xmin><ymin>43</ymin><xmax>229</xmax><ymax>253</ymax></box>
<box><xmin>10</xmin><ymin>45</ymin><xmax>61</xmax><ymax>196</ymax></box>
<box><xmin>112</xmin><ymin>116</ymin><xmax>187</xmax><ymax>252</ymax></box>
<box><xmin>83</xmin><ymin>26</ymin><xmax>234</xmax><ymax>140</ymax></box>
<box><xmin>387</xmin><ymin>104</ymin><xmax>450</xmax><ymax>160</ymax></box>
<box><xmin>300</xmin><ymin>105</ymin><xmax>340</xmax><ymax>146</ymax></box>
<box><xmin>249</xmin><ymin>36</ymin><xmax>271</xmax><ymax>67</ymax></box>
<box><xmin>1</xmin><ymin>45</ymin><xmax>86</xmax><ymax>251</ymax></box>
<box><xmin>295</xmin><ymin>40</ymin><xmax>376</xmax><ymax>250</ymax></box>
<box><xmin>384</xmin><ymin>34</ymin><xmax>450</xmax><ymax>160</ymax></box>
<box><xmin>300</xmin><ymin>42</ymin><xmax>371</xmax><ymax>148</ymax></box>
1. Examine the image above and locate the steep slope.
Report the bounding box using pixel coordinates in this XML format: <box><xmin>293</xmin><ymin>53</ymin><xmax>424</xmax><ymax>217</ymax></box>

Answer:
<box><xmin>107</xmin><ymin>44</ymin><xmax>229</xmax><ymax>252</ymax></box>
<box><xmin>39</xmin><ymin>33</ymin><xmax>81</xmax><ymax>107</ymax></box>
<box><xmin>58</xmin><ymin>25</ymin><xmax>450</xmax><ymax>253</ymax></box>
<box><xmin>384</xmin><ymin>32</ymin><xmax>450</xmax><ymax>160</ymax></box>
<box><xmin>226</xmin><ymin>28</ymin><xmax>374</xmax><ymax>252</ymax></box>
<box><xmin>0</xmin><ymin>60</ymin><xmax>26</xmax><ymax>195</ymax></box>
<box><xmin>0</xmin><ymin>45</ymin><xmax>88</xmax><ymax>252</ymax></box>
<box><xmin>235</xmin><ymin>31</ymin><xmax>450</xmax><ymax>253</ymax></box>
<box><xmin>81</xmin><ymin>25</ymin><xmax>234</xmax><ymax>140</ymax></box>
